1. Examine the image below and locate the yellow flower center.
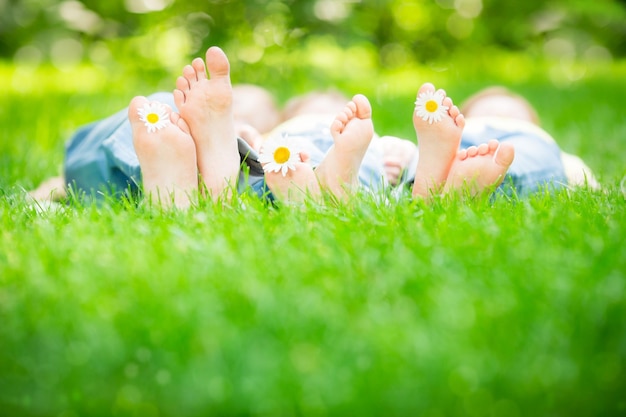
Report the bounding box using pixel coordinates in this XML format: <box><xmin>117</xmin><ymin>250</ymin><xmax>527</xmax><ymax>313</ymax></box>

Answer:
<box><xmin>274</xmin><ymin>146</ymin><xmax>291</xmax><ymax>164</ymax></box>
<box><xmin>425</xmin><ymin>100</ymin><xmax>439</xmax><ymax>113</ymax></box>
<box><xmin>147</xmin><ymin>113</ymin><xmax>160</xmax><ymax>124</ymax></box>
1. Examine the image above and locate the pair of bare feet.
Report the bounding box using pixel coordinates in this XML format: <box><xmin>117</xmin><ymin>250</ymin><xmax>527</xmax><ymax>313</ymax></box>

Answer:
<box><xmin>262</xmin><ymin>94</ymin><xmax>374</xmax><ymax>203</ymax></box>
<box><xmin>131</xmin><ymin>46</ymin><xmax>239</xmax><ymax>208</ymax></box>
<box><xmin>410</xmin><ymin>83</ymin><xmax>516</xmax><ymax>199</ymax></box>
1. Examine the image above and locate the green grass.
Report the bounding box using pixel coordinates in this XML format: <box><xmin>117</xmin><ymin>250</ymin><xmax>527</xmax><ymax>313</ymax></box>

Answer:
<box><xmin>1</xmin><ymin>51</ymin><xmax>626</xmax><ymax>417</ymax></box>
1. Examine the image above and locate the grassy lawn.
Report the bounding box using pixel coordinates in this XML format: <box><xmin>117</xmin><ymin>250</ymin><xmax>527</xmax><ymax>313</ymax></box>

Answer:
<box><xmin>1</xmin><ymin>50</ymin><xmax>625</xmax><ymax>416</ymax></box>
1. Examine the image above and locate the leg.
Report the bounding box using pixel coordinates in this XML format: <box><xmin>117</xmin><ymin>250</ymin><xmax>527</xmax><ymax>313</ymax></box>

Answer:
<box><xmin>130</xmin><ymin>96</ymin><xmax>198</xmax><ymax>209</ymax></box>
<box><xmin>412</xmin><ymin>83</ymin><xmax>465</xmax><ymax>198</ymax></box>
<box><xmin>314</xmin><ymin>94</ymin><xmax>374</xmax><ymax>199</ymax></box>
<box><xmin>443</xmin><ymin>139</ymin><xmax>515</xmax><ymax>196</ymax></box>
<box><xmin>173</xmin><ymin>46</ymin><xmax>240</xmax><ymax>201</ymax></box>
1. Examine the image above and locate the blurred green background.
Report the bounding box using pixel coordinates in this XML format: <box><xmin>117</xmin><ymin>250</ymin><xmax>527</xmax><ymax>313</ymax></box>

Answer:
<box><xmin>2</xmin><ymin>0</ymin><xmax>624</xmax><ymax>89</ymax></box>
<box><xmin>3</xmin><ymin>0</ymin><xmax>626</xmax><ymax>62</ymax></box>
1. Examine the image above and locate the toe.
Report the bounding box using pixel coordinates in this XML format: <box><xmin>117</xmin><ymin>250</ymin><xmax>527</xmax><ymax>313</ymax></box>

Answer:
<box><xmin>300</xmin><ymin>151</ymin><xmax>311</xmax><ymax>164</ymax></box>
<box><xmin>175</xmin><ymin>76</ymin><xmax>189</xmax><ymax>93</ymax></box>
<box><xmin>345</xmin><ymin>101</ymin><xmax>356</xmax><ymax>117</ymax></box>
<box><xmin>455</xmin><ymin>113</ymin><xmax>466</xmax><ymax>129</ymax></box>
<box><xmin>477</xmin><ymin>143</ymin><xmax>489</xmax><ymax>156</ymax></box>
<box><xmin>353</xmin><ymin>94</ymin><xmax>372</xmax><ymax>119</ymax></box>
<box><xmin>182</xmin><ymin>65</ymin><xmax>197</xmax><ymax>84</ymax></box>
<box><xmin>494</xmin><ymin>143</ymin><xmax>515</xmax><ymax>167</ymax></box>
<box><xmin>128</xmin><ymin>96</ymin><xmax>148</xmax><ymax>121</ymax></box>
<box><xmin>192</xmin><ymin>58</ymin><xmax>207</xmax><ymax>81</ymax></box>
<box><xmin>205</xmin><ymin>46</ymin><xmax>231</xmax><ymax>79</ymax></box>
<box><xmin>172</xmin><ymin>112</ymin><xmax>191</xmax><ymax>134</ymax></box>
<box><xmin>173</xmin><ymin>89</ymin><xmax>185</xmax><ymax>108</ymax></box>
<box><xmin>331</xmin><ymin>119</ymin><xmax>344</xmax><ymax>137</ymax></box>
<box><xmin>418</xmin><ymin>82</ymin><xmax>436</xmax><ymax>96</ymax></box>
<box><xmin>336</xmin><ymin>112</ymin><xmax>349</xmax><ymax>125</ymax></box>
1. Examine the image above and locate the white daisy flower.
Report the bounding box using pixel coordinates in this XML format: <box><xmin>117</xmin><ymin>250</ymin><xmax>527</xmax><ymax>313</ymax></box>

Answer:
<box><xmin>415</xmin><ymin>90</ymin><xmax>449</xmax><ymax>124</ymax></box>
<box><xmin>259</xmin><ymin>134</ymin><xmax>301</xmax><ymax>177</ymax></box>
<box><xmin>137</xmin><ymin>101</ymin><xmax>170</xmax><ymax>133</ymax></box>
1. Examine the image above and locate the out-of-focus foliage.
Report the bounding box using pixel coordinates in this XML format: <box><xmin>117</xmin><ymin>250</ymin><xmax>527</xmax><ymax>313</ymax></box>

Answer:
<box><xmin>1</xmin><ymin>0</ymin><xmax>624</xmax><ymax>75</ymax></box>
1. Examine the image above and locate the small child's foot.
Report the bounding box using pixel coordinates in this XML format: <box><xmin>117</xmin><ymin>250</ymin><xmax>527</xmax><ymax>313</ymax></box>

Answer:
<box><xmin>130</xmin><ymin>96</ymin><xmax>198</xmax><ymax>209</ymax></box>
<box><xmin>264</xmin><ymin>152</ymin><xmax>321</xmax><ymax>203</ymax></box>
<box><xmin>29</xmin><ymin>176</ymin><xmax>67</xmax><ymax>202</ymax></box>
<box><xmin>379</xmin><ymin>135</ymin><xmax>419</xmax><ymax>186</ymax></box>
<box><xmin>443</xmin><ymin>139</ymin><xmax>515</xmax><ymax>196</ymax></box>
<box><xmin>412</xmin><ymin>83</ymin><xmax>465</xmax><ymax>198</ymax></box>
<box><xmin>314</xmin><ymin>94</ymin><xmax>374</xmax><ymax>199</ymax></box>
<box><xmin>173</xmin><ymin>46</ymin><xmax>240</xmax><ymax>201</ymax></box>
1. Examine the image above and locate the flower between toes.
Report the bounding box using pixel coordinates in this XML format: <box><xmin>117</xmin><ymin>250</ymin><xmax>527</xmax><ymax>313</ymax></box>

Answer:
<box><xmin>259</xmin><ymin>134</ymin><xmax>302</xmax><ymax>177</ymax></box>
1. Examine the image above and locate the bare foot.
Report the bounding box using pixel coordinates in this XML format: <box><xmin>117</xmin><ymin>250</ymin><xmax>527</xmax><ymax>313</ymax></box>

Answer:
<box><xmin>412</xmin><ymin>83</ymin><xmax>465</xmax><ymax>198</ymax></box>
<box><xmin>173</xmin><ymin>46</ymin><xmax>239</xmax><ymax>201</ymax></box>
<box><xmin>29</xmin><ymin>176</ymin><xmax>67</xmax><ymax>202</ymax></box>
<box><xmin>264</xmin><ymin>152</ymin><xmax>321</xmax><ymax>203</ymax></box>
<box><xmin>314</xmin><ymin>94</ymin><xmax>374</xmax><ymax>199</ymax></box>
<box><xmin>379</xmin><ymin>135</ymin><xmax>418</xmax><ymax>186</ymax></box>
<box><xmin>130</xmin><ymin>96</ymin><xmax>198</xmax><ymax>209</ymax></box>
<box><xmin>443</xmin><ymin>139</ymin><xmax>515</xmax><ymax>196</ymax></box>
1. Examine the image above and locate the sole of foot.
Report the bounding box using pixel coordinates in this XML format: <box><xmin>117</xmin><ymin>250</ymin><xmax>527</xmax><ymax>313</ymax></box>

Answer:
<box><xmin>412</xmin><ymin>82</ymin><xmax>465</xmax><ymax>198</ymax></box>
<box><xmin>130</xmin><ymin>96</ymin><xmax>198</xmax><ymax>209</ymax></box>
<box><xmin>443</xmin><ymin>139</ymin><xmax>515</xmax><ymax>197</ymax></box>
<box><xmin>314</xmin><ymin>94</ymin><xmax>374</xmax><ymax>200</ymax></box>
<box><xmin>173</xmin><ymin>46</ymin><xmax>240</xmax><ymax>201</ymax></box>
